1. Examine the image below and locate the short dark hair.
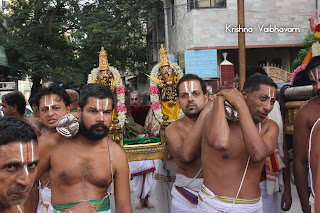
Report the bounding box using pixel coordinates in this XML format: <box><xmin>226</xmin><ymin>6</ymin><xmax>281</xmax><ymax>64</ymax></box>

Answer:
<box><xmin>176</xmin><ymin>74</ymin><xmax>207</xmax><ymax>96</ymax></box>
<box><xmin>246</xmin><ymin>66</ymin><xmax>267</xmax><ymax>79</ymax></box>
<box><xmin>79</xmin><ymin>83</ymin><xmax>115</xmax><ymax>109</ymax></box>
<box><xmin>243</xmin><ymin>74</ymin><xmax>277</xmax><ymax>93</ymax></box>
<box><xmin>305</xmin><ymin>56</ymin><xmax>320</xmax><ymax>73</ymax></box>
<box><xmin>2</xmin><ymin>91</ymin><xmax>26</xmax><ymax>115</ymax></box>
<box><xmin>34</xmin><ymin>83</ymin><xmax>70</xmax><ymax>109</ymax></box>
<box><xmin>0</xmin><ymin>116</ymin><xmax>38</xmax><ymax>146</ymax></box>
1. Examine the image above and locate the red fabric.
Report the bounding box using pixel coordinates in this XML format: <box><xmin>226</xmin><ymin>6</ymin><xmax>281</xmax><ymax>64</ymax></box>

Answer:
<box><xmin>268</xmin><ymin>151</ymin><xmax>280</xmax><ymax>172</ymax></box>
<box><xmin>131</xmin><ymin>167</ymin><xmax>156</xmax><ymax>179</ymax></box>
<box><xmin>130</xmin><ymin>105</ymin><xmax>151</xmax><ymax>126</ymax></box>
<box><xmin>309</xmin><ymin>13</ymin><xmax>318</xmax><ymax>31</ymax></box>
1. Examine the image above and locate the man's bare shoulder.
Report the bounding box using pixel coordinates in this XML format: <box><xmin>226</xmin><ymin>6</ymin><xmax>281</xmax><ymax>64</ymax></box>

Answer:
<box><xmin>266</xmin><ymin>118</ymin><xmax>278</xmax><ymax>130</ymax></box>
<box><xmin>106</xmin><ymin>138</ymin><xmax>127</xmax><ymax>158</ymax></box>
<box><xmin>166</xmin><ymin>117</ymin><xmax>186</xmax><ymax>132</ymax></box>
<box><xmin>300</xmin><ymin>96</ymin><xmax>320</xmax><ymax>111</ymax></box>
<box><xmin>38</xmin><ymin>132</ymin><xmax>62</xmax><ymax>148</ymax></box>
<box><xmin>296</xmin><ymin>96</ymin><xmax>320</xmax><ymax>125</ymax></box>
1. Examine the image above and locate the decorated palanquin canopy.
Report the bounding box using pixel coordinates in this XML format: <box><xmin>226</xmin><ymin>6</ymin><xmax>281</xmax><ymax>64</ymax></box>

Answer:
<box><xmin>87</xmin><ymin>47</ymin><xmax>126</xmax><ymax>128</ymax></box>
<box><xmin>148</xmin><ymin>44</ymin><xmax>184</xmax><ymax>122</ymax></box>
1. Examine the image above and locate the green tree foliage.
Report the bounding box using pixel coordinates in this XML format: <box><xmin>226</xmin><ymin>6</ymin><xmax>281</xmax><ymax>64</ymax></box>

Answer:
<box><xmin>0</xmin><ymin>0</ymin><xmax>158</xmax><ymax>89</ymax></box>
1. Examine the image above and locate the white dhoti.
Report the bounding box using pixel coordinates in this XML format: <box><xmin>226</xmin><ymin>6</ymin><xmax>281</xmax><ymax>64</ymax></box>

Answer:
<box><xmin>171</xmin><ymin>173</ymin><xmax>203</xmax><ymax>213</ymax></box>
<box><xmin>260</xmin><ymin>180</ymin><xmax>281</xmax><ymax>213</ymax></box>
<box><xmin>37</xmin><ymin>182</ymin><xmax>54</xmax><ymax>213</ymax></box>
<box><xmin>310</xmin><ymin>195</ymin><xmax>315</xmax><ymax>213</ymax></box>
<box><xmin>129</xmin><ymin>160</ymin><xmax>156</xmax><ymax>199</ymax></box>
<box><xmin>154</xmin><ymin>160</ymin><xmax>177</xmax><ymax>213</ymax></box>
<box><xmin>198</xmin><ymin>184</ymin><xmax>262</xmax><ymax>213</ymax></box>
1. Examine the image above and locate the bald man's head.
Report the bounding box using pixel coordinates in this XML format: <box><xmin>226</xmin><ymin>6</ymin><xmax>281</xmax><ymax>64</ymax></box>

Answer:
<box><xmin>66</xmin><ymin>89</ymin><xmax>79</xmax><ymax>111</ymax></box>
<box><xmin>130</xmin><ymin>90</ymin><xmax>143</xmax><ymax>106</ymax></box>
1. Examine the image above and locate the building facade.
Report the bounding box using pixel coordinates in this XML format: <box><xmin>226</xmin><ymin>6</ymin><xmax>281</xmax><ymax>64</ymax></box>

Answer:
<box><xmin>147</xmin><ymin>0</ymin><xmax>315</xmax><ymax>75</ymax></box>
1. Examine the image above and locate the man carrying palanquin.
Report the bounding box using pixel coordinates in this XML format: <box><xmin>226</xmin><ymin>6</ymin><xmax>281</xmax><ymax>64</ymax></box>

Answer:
<box><xmin>35</xmin><ymin>83</ymin><xmax>132</xmax><ymax>213</ymax></box>
<box><xmin>199</xmin><ymin>74</ymin><xmax>279</xmax><ymax>212</ymax></box>
<box><xmin>165</xmin><ymin>73</ymin><xmax>212</xmax><ymax>213</ymax></box>
<box><xmin>294</xmin><ymin>55</ymin><xmax>320</xmax><ymax>213</ymax></box>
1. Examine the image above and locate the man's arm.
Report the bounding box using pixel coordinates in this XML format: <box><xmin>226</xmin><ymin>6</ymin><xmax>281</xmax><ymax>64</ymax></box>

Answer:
<box><xmin>35</xmin><ymin>136</ymin><xmax>52</xmax><ymax>181</ymax></box>
<box><xmin>112</xmin><ymin>143</ymin><xmax>133</xmax><ymax>213</ymax></box>
<box><xmin>281</xmin><ymin>136</ymin><xmax>292</xmax><ymax>211</ymax></box>
<box><xmin>314</xmin><ymin>129</ymin><xmax>320</xmax><ymax>213</ymax></box>
<box><xmin>293</xmin><ymin>107</ymin><xmax>311</xmax><ymax>213</ymax></box>
<box><xmin>218</xmin><ymin>88</ymin><xmax>279</xmax><ymax>162</ymax></box>
<box><xmin>165</xmin><ymin>100</ymin><xmax>212</xmax><ymax>164</ymax></box>
<box><xmin>203</xmin><ymin>96</ymin><xmax>230</xmax><ymax>151</ymax></box>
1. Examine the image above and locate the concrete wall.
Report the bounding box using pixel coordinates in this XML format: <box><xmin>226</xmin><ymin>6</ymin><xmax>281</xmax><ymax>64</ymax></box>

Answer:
<box><xmin>166</xmin><ymin>0</ymin><xmax>315</xmax><ymax>53</ymax></box>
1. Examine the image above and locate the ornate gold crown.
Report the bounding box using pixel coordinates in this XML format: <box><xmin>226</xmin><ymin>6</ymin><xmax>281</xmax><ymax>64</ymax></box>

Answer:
<box><xmin>99</xmin><ymin>47</ymin><xmax>110</xmax><ymax>71</ymax></box>
<box><xmin>159</xmin><ymin>44</ymin><xmax>170</xmax><ymax>67</ymax></box>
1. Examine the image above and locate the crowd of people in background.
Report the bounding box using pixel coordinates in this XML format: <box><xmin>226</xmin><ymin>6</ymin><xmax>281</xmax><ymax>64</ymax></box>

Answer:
<box><xmin>1</xmin><ymin>56</ymin><xmax>320</xmax><ymax>213</ymax></box>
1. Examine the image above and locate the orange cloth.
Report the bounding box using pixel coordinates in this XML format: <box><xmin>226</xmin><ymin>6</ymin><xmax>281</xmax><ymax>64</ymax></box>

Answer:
<box><xmin>302</xmin><ymin>50</ymin><xmax>312</xmax><ymax>65</ymax></box>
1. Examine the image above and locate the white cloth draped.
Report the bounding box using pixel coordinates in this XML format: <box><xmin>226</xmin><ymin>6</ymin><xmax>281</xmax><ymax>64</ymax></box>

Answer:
<box><xmin>37</xmin><ymin>181</ymin><xmax>54</xmax><ymax>213</ymax></box>
<box><xmin>129</xmin><ymin>160</ymin><xmax>156</xmax><ymax>199</ymax></box>
<box><xmin>197</xmin><ymin>184</ymin><xmax>262</xmax><ymax>213</ymax></box>
<box><xmin>171</xmin><ymin>173</ymin><xmax>203</xmax><ymax>213</ymax></box>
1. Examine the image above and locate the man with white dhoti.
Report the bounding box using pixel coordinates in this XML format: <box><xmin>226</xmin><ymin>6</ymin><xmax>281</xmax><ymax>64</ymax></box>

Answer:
<box><xmin>246</xmin><ymin>66</ymin><xmax>292</xmax><ymax>212</ymax></box>
<box><xmin>165</xmin><ymin>74</ymin><xmax>212</xmax><ymax>212</ymax></box>
<box><xmin>199</xmin><ymin>75</ymin><xmax>279</xmax><ymax>212</ymax></box>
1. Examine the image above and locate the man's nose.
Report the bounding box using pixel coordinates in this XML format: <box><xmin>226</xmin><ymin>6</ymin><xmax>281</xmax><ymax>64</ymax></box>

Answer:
<box><xmin>96</xmin><ymin>111</ymin><xmax>104</xmax><ymax>122</ymax></box>
<box><xmin>188</xmin><ymin>93</ymin><xmax>194</xmax><ymax>101</ymax></box>
<box><xmin>264</xmin><ymin>100</ymin><xmax>273</xmax><ymax>112</ymax></box>
<box><xmin>47</xmin><ymin>108</ymin><xmax>55</xmax><ymax>116</ymax></box>
<box><xmin>16</xmin><ymin>167</ymin><xmax>31</xmax><ymax>186</ymax></box>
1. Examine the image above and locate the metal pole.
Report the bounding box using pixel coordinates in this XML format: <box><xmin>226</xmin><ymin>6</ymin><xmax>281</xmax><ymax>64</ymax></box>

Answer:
<box><xmin>238</xmin><ymin>0</ymin><xmax>246</xmax><ymax>90</ymax></box>
<box><xmin>162</xmin><ymin>0</ymin><xmax>170</xmax><ymax>53</ymax></box>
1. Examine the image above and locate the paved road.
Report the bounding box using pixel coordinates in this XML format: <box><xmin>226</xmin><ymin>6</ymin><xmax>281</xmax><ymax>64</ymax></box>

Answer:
<box><xmin>109</xmin><ymin>180</ymin><xmax>303</xmax><ymax>213</ymax></box>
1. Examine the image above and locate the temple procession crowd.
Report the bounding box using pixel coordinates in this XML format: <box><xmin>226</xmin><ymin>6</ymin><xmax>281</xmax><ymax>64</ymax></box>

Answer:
<box><xmin>2</xmin><ymin>47</ymin><xmax>320</xmax><ymax>213</ymax></box>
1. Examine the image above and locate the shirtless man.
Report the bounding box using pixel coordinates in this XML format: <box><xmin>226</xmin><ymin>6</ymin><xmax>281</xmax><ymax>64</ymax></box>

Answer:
<box><xmin>246</xmin><ymin>66</ymin><xmax>292</xmax><ymax>212</ymax></box>
<box><xmin>294</xmin><ymin>55</ymin><xmax>320</xmax><ymax>213</ymax></box>
<box><xmin>1</xmin><ymin>91</ymin><xmax>41</xmax><ymax>137</ymax></box>
<box><xmin>0</xmin><ymin>116</ymin><xmax>39</xmax><ymax>213</ymax></box>
<box><xmin>165</xmin><ymin>74</ymin><xmax>212</xmax><ymax>213</ymax></box>
<box><xmin>33</xmin><ymin>84</ymin><xmax>72</xmax><ymax>213</ymax></box>
<box><xmin>199</xmin><ymin>74</ymin><xmax>279</xmax><ymax>212</ymax></box>
<box><xmin>66</xmin><ymin>89</ymin><xmax>79</xmax><ymax>112</ymax></box>
<box><xmin>308</xmin><ymin>114</ymin><xmax>320</xmax><ymax>212</ymax></box>
<box><xmin>36</xmin><ymin>83</ymin><xmax>132</xmax><ymax>213</ymax></box>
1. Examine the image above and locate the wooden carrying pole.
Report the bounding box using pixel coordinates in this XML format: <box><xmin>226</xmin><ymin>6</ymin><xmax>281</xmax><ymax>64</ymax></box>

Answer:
<box><xmin>238</xmin><ymin>0</ymin><xmax>246</xmax><ymax>90</ymax></box>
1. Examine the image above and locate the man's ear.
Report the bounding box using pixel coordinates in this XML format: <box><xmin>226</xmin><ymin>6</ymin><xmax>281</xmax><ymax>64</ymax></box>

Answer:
<box><xmin>241</xmin><ymin>90</ymin><xmax>247</xmax><ymax>99</ymax></box>
<box><xmin>66</xmin><ymin>105</ymin><xmax>71</xmax><ymax>113</ymax></box>
<box><xmin>176</xmin><ymin>97</ymin><xmax>181</xmax><ymax>108</ymax></box>
<box><xmin>204</xmin><ymin>94</ymin><xmax>209</xmax><ymax>104</ymax></box>
<box><xmin>12</xmin><ymin>104</ymin><xmax>18</xmax><ymax>113</ymax></box>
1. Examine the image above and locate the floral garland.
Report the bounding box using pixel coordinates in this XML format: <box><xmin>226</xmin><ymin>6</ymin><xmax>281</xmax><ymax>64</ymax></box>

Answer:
<box><xmin>87</xmin><ymin>67</ymin><xmax>126</xmax><ymax>128</ymax></box>
<box><xmin>149</xmin><ymin>63</ymin><xmax>184</xmax><ymax>123</ymax></box>
<box><xmin>290</xmin><ymin>64</ymin><xmax>307</xmax><ymax>86</ymax></box>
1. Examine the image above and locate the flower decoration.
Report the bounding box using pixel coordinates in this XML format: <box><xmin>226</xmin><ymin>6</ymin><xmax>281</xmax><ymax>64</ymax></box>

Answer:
<box><xmin>149</xmin><ymin>86</ymin><xmax>159</xmax><ymax>95</ymax></box>
<box><xmin>149</xmin><ymin>63</ymin><xmax>184</xmax><ymax>123</ymax></box>
<box><xmin>116</xmin><ymin>85</ymin><xmax>125</xmax><ymax>95</ymax></box>
<box><xmin>88</xmin><ymin>66</ymin><xmax>127</xmax><ymax>128</ymax></box>
<box><xmin>290</xmin><ymin>64</ymin><xmax>307</xmax><ymax>86</ymax></box>
<box><xmin>151</xmin><ymin>101</ymin><xmax>161</xmax><ymax>110</ymax></box>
